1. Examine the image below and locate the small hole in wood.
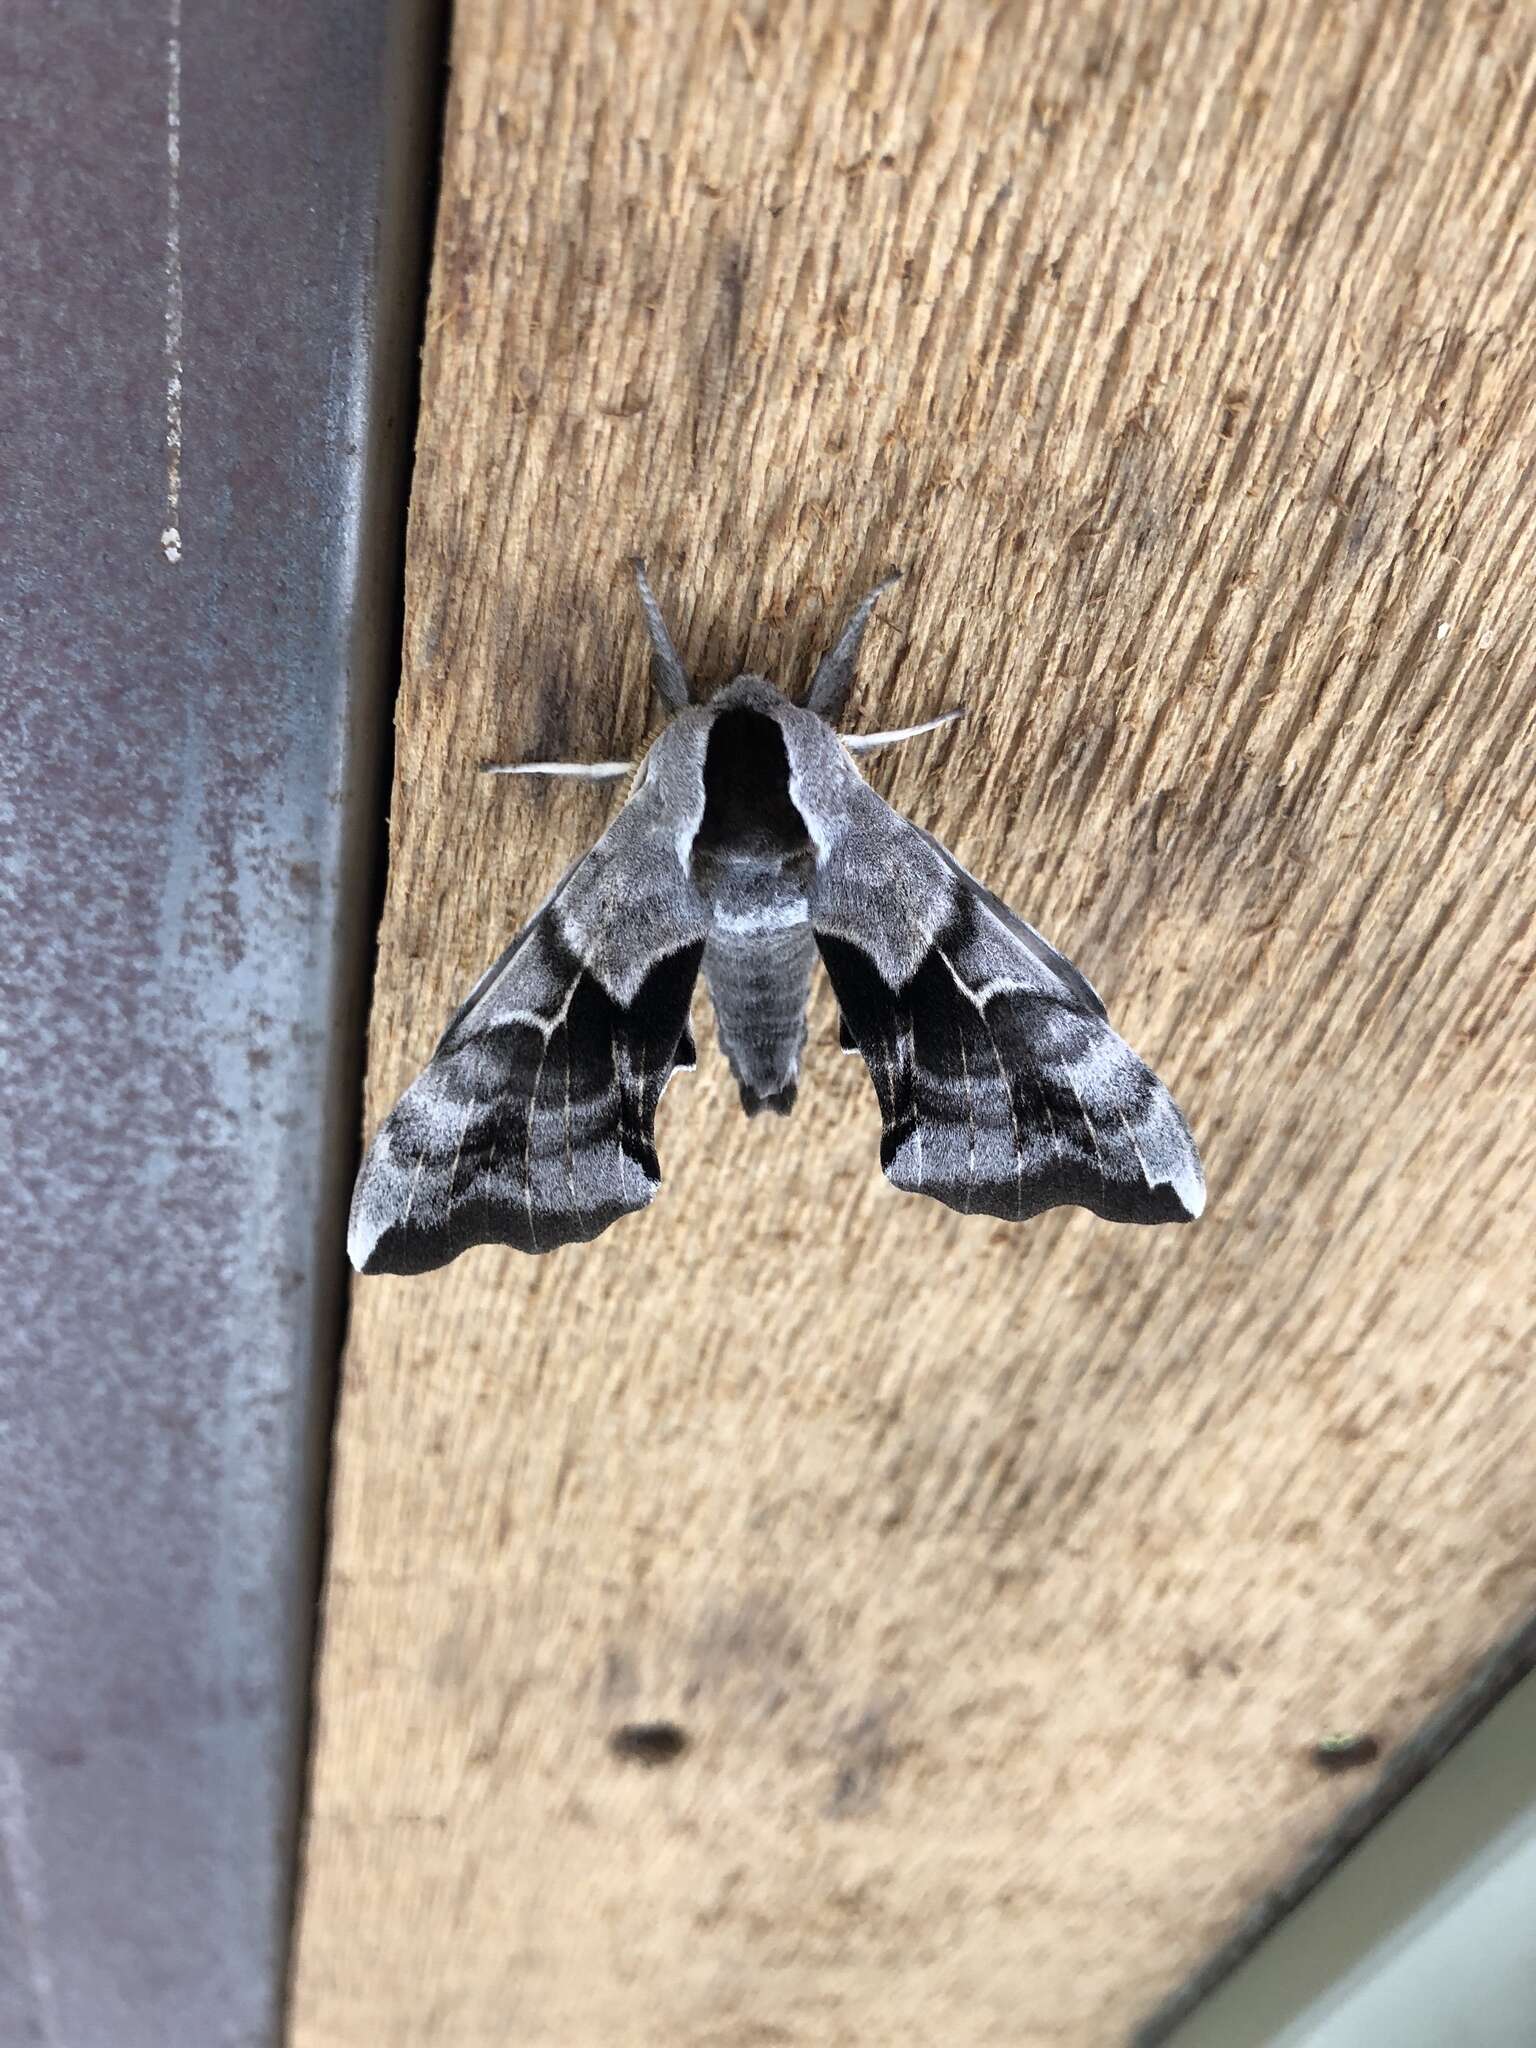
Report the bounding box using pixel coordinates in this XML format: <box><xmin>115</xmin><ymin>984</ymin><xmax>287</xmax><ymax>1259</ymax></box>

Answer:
<box><xmin>610</xmin><ymin>1721</ymin><xmax>689</xmax><ymax>1767</ymax></box>
<box><xmin>1310</xmin><ymin>1732</ymin><xmax>1380</xmax><ymax>1773</ymax></box>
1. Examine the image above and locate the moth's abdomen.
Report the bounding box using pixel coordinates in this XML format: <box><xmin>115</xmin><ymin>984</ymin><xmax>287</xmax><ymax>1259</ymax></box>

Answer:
<box><xmin>687</xmin><ymin>696</ymin><xmax>822</xmax><ymax>1114</ymax></box>
<box><xmin>702</xmin><ymin>920</ymin><xmax>816</xmax><ymax>1118</ymax></box>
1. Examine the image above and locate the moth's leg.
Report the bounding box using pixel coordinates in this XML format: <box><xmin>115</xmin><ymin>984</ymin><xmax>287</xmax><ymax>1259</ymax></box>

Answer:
<box><xmin>841</xmin><ymin>707</ymin><xmax>966</xmax><ymax>755</ymax></box>
<box><xmin>804</xmin><ymin>569</ymin><xmax>902</xmax><ymax>720</ymax></box>
<box><xmin>481</xmin><ymin>760</ymin><xmax>634</xmax><ymax>780</ymax></box>
<box><xmin>629</xmin><ymin>556</ymin><xmax>692</xmax><ymax>713</ymax></box>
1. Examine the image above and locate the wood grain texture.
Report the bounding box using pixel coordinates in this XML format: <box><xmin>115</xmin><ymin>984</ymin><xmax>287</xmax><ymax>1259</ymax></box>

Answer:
<box><xmin>292</xmin><ymin>2</ymin><xmax>1536</xmax><ymax>2042</ymax></box>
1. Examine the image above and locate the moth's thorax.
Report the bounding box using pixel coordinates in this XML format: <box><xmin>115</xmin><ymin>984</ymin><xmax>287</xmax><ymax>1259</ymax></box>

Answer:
<box><xmin>690</xmin><ymin>679</ymin><xmax>819</xmax><ymax>1115</ymax></box>
<box><xmin>697</xmin><ymin>699</ymin><xmax>809</xmax><ymax>854</ymax></box>
<box><xmin>700</xmin><ymin>673</ymin><xmax>867</xmax><ymax>862</ymax></box>
<box><xmin>636</xmin><ymin>668</ymin><xmax>865</xmax><ymax>885</ymax></box>
<box><xmin>690</xmin><ymin>692</ymin><xmax>814</xmax><ymax>935</ymax></box>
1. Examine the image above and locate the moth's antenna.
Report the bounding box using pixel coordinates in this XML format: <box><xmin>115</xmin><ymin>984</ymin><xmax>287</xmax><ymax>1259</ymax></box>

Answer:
<box><xmin>481</xmin><ymin>760</ymin><xmax>634</xmax><ymax>781</ymax></box>
<box><xmin>630</xmin><ymin>557</ymin><xmax>692</xmax><ymax>712</ymax></box>
<box><xmin>842</xmin><ymin>708</ymin><xmax>965</xmax><ymax>755</ymax></box>
<box><xmin>804</xmin><ymin>570</ymin><xmax>902</xmax><ymax>721</ymax></box>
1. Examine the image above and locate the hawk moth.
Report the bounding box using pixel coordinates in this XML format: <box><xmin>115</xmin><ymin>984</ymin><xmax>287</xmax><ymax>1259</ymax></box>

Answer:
<box><xmin>348</xmin><ymin>564</ymin><xmax>1204</xmax><ymax>1274</ymax></box>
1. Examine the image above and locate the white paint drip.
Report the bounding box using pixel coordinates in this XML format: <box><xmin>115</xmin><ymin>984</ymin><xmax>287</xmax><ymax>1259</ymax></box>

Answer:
<box><xmin>162</xmin><ymin>0</ymin><xmax>183</xmax><ymax>564</ymax></box>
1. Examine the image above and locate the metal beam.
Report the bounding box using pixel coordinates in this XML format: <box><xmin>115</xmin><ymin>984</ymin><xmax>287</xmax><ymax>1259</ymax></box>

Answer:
<box><xmin>0</xmin><ymin>2</ymin><xmax>444</xmax><ymax>2041</ymax></box>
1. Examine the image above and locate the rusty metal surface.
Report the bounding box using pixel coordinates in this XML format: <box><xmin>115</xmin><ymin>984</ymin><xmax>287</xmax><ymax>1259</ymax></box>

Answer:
<box><xmin>0</xmin><ymin>1</ymin><xmax>443</xmax><ymax>2042</ymax></box>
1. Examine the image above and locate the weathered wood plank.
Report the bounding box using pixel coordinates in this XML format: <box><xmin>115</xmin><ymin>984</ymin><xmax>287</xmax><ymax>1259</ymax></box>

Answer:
<box><xmin>293</xmin><ymin>2</ymin><xmax>1536</xmax><ymax>2041</ymax></box>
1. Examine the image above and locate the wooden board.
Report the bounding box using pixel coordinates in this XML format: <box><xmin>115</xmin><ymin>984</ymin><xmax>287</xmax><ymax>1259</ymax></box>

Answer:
<box><xmin>291</xmin><ymin>2</ymin><xmax>1536</xmax><ymax>2042</ymax></box>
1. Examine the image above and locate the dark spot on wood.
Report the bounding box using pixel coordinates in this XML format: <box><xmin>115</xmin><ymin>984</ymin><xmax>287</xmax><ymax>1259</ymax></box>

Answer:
<box><xmin>1310</xmin><ymin>1732</ymin><xmax>1381</xmax><ymax>1772</ymax></box>
<box><xmin>827</xmin><ymin>1702</ymin><xmax>905</xmax><ymax>1817</ymax></box>
<box><xmin>610</xmin><ymin>1721</ymin><xmax>689</xmax><ymax>1766</ymax></box>
<box><xmin>691</xmin><ymin>243</ymin><xmax>747</xmax><ymax>466</ymax></box>
<box><xmin>692</xmin><ymin>1596</ymin><xmax>808</xmax><ymax>1679</ymax></box>
<box><xmin>1182</xmin><ymin>1647</ymin><xmax>1240</xmax><ymax>1682</ymax></box>
<box><xmin>600</xmin><ymin>1646</ymin><xmax>638</xmax><ymax>1706</ymax></box>
<box><xmin>1144</xmin><ymin>788</ymin><xmax>1171</xmax><ymax>855</ymax></box>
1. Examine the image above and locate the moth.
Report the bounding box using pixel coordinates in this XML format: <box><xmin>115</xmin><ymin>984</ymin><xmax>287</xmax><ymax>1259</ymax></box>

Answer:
<box><xmin>348</xmin><ymin>563</ymin><xmax>1204</xmax><ymax>1274</ymax></box>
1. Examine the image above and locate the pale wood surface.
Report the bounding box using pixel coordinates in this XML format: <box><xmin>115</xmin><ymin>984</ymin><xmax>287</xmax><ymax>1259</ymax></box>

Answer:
<box><xmin>291</xmin><ymin>3</ymin><xmax>1536</xmax><ymax>2041</ymax></box>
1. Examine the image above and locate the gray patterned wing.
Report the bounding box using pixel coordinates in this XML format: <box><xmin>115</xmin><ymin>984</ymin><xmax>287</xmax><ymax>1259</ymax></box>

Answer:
<box><xmin>349</xmin><ymin>798</ymin><xmax>707</xmax><ymax>1274</ymax></box>
<box><xmin>810</xmin><ymin>785</ymin><xmax>1204</xmax><ymax>1227</ymax></box>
